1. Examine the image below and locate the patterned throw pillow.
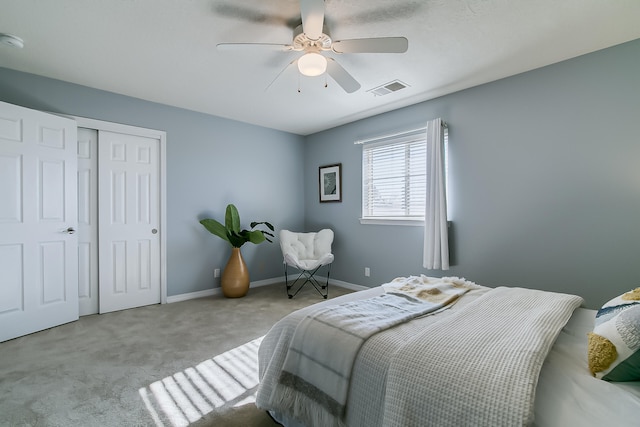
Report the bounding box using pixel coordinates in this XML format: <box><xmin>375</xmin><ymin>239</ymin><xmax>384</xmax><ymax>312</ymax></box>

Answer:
<box><xmin>587</xmin><ymin>288</ymin><xmax>640</xmax><ymax>381</ymax></box>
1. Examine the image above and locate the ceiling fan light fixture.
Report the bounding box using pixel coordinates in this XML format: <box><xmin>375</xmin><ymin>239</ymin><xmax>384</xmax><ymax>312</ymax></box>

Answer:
<box><xmin>297</xmin><ymin>52</ymin><xmax>327</xmax><ymax>76</ymax></box>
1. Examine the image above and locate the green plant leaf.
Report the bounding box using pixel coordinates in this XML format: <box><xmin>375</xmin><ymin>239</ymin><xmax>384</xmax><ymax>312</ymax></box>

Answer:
<box><xmin>228</xmin><ymin>230</ymin><xmax>246</xmax><ymax>248</ymax></box>
<box><xmin>245</xmin><ymin>230</ymin><xmax>266</xmax><ymax>244</ymax></box>
<box><xmin>251</xmin><ymin>221</ymin><xmax>274</xmax><ymax>232</ymax></box>
<box><xmin>225</xmin><ymin>204</ymin><xmax>241</xmax><ymax>233</ymax></box>
<box><xmin>199</xmin><ymin>204</ymin><xmax>274</xmax><ymax>248</ymax></box>
<box><xmin>199</xmin><ymin>219</ymin><xmax>231</xmax><ymax>244</ymax></box>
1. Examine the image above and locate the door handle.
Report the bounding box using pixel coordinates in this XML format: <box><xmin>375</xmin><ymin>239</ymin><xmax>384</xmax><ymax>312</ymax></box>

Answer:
<box><xmin>64</xmin><ymin>227</ymin><xmax>76</xmax><ymax>234</ymax></box>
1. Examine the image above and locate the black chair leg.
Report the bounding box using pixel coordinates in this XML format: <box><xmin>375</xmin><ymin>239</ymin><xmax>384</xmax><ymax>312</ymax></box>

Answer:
<box><xmin>284</xmin><ymin>263</ymin><xmax>330</xmax><ymax>299</ymax></box>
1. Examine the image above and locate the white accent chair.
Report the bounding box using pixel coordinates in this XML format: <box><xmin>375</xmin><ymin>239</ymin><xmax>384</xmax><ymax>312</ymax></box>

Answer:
<box><xmin>279</xmin><ymin>229</ymin><xmax>334</xmax><ymax>299</ymax></box>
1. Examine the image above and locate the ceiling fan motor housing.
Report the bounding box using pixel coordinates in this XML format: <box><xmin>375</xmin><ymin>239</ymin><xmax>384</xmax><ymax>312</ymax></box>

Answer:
<box><xmin>293</xmin><ymin>24</ymin><xmax>332</xmax><ymax>52</ymax></box>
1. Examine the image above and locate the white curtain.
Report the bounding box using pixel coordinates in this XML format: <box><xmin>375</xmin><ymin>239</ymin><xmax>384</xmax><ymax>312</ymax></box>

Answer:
<box><xmin>423</xmin><ymin>118</ymin><xmax>449</xmax><ymax>270</ymax></box>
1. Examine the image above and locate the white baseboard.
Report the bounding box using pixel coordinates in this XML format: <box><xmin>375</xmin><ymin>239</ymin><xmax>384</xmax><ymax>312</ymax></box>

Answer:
<box><xmin>167</xmin><ymin>276</ymin><xmax>369</xmax><ymax>303</ymax></box>
<box><xmin>167</xmin><ymin>276</ymin><xmax>286</xmax><ymax>303</ymax></box>
<box><xmin>250</xmin><ymin>276</ymin><xmax>286</xmax><ymax>288</ymax></box>
<box><xmin>166</xmin><ymin>288</ymin><xmax>221</xmax><ymax>303</ymax></box>
<box><xmin>328</xmin><ymin>278</ymin><xmax>369</xmax><ymax>291</ymax></box>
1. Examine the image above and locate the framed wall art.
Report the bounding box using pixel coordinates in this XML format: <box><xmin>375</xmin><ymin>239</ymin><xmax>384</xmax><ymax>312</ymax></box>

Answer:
<box><xmin>319</xmin><ymin>163</ymin><xmax>342</xmax><ymax>203</ymax></box>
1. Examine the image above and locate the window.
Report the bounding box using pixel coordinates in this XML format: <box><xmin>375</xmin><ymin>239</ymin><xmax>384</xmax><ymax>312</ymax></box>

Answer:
<box><xmin>359</xmin><ymin>127</ymin><xmax>448</xmax><ymax>225</ymax></box>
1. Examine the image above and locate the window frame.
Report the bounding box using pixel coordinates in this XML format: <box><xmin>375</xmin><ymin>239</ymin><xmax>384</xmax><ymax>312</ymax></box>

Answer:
<box><xmin>358</xmin><ymin>127</ymin><xmax>429</xmax><ymax>226</ymax></box>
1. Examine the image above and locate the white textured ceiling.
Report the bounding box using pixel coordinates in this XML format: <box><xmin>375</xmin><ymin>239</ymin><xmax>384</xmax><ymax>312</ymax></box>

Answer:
<box><xmin>1</xmin><ymin>0</ymin><xmax>639</xmax><ymax>135</ymax></box>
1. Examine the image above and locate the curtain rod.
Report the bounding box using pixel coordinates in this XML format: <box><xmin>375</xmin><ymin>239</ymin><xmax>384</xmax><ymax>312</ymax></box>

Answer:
<box><xmin>354</xmin><ymin>121</ymin><xmax>447</xmax><ymax>145</ymax></box>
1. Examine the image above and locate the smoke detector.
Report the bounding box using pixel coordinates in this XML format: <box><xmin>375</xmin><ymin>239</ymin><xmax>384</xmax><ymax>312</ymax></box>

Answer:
<box><xmin>0</xmin><ymin>33</ymin><xmax>24</xmax><ymax>49</ymax></box>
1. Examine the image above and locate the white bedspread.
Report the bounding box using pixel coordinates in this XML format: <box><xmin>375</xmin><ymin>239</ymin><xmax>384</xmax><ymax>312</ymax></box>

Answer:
<box><xmin>268</xmin><ymin>276</ymin><xmax>477</xmax><ymax>426</ymax></box>
<box><xmin>382</xmin><ymin>286</ymin><xmax>583</xmax><ymax>427</ymax></box>
<box><xmin>256</xmin><ymin>284</ymin><xmax>585</xmax><ymax>427</ymax></box>
<box><xmin>259</xmin><ymin>287</ymin><xmax>640</xmax><ymax>427</ymax></box>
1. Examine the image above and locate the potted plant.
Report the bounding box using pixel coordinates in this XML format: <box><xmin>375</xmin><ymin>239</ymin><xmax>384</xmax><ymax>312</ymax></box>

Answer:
<box><xmin>200</xmin><ymin>204</ymin><xmax>274</xmax><ymax>297</ymax></box>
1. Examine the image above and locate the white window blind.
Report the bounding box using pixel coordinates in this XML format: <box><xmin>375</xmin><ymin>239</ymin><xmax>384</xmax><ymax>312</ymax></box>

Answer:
<box><xmin>361</xmin><ymin>128</ymin><xmax>428</xmax><ymax>222</ymax></box>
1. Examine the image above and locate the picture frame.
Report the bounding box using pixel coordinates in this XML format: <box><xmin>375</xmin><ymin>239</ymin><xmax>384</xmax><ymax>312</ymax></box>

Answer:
<box><xmin>319</xmin><ymin>163</ymin><xmax>342</xmax><ymax>203</ymax></box>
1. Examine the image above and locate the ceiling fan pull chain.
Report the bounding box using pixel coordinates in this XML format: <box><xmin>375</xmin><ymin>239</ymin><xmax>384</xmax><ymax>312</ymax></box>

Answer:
<box><xmin>298</xmin><ymin>73</ymin><xmax>301</xmax><ymax>93</ymax></box>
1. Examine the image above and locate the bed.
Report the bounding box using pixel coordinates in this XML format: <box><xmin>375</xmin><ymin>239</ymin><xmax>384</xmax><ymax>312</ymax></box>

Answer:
<box><xmin>255</xmin><ymin>276</ymin><xmax>640</xmax><ymax>427</ymax></box>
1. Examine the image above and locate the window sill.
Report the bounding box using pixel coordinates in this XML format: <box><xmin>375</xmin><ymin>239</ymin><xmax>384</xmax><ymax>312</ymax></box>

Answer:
<box><xmin>359</xmin><ymin>218</ymin><xmax>424</xmax><ymax>226</ymax></box>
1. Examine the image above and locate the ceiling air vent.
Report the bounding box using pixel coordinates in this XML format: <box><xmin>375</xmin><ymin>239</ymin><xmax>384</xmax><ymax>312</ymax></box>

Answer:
<box><xmin>367</xmin><ymin>80</ymin><xmax>409</xmax><ymax>96</ymax></box>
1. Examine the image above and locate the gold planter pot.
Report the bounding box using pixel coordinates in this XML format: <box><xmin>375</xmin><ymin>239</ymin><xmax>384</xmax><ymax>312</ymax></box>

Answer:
<box><xmin>221</xmin><ymin>247</ymin><xmax>250</xmax><ymax>298</ymax></box>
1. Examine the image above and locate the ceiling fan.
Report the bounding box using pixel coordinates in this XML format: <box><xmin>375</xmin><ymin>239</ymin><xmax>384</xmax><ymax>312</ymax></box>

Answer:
<box><xmin>216</xmin><ymin>0</ymin><xmax>409</xmax><ymax>93</ymax></box>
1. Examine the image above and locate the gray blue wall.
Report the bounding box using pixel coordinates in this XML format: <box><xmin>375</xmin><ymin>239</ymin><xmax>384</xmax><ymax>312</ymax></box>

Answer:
<box><xmin>304</xmin><ymin>39</ymin><xmax>640</xmax><ymax>308</ymax></box>
<box><xmin>0</xmin><ymin>69</ymin><xmax>305</xmax><ymax>297</ymax></box>
<box><xmin>2</xmin><ymin>38</ymin><xmax>638</xmax><ymax>308</ymax></box>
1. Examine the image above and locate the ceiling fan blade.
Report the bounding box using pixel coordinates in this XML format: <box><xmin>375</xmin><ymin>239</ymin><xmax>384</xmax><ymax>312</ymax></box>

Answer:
<box><xmin>326</xmin><ymin>58</ymin><xmax>361</xmax><ymax>93</ymax></box>
<box><xmin>214</xmin><ymin>2</ymin><xmax>293</xmax><ymax>27</ymax></box>
<box><xmin>300</xmin><ymin>0</ymin><xmax>325</xmax><ymax>40</ymax></box>
<box><xmin>217</xmin><ymin>43</ymin><xmax>293</xmax><ymax>52</ymax></box>
<box><xmin>332</xmin><ymin>37</ymin><xmax>409</xmax><ymax>54</ymax></box>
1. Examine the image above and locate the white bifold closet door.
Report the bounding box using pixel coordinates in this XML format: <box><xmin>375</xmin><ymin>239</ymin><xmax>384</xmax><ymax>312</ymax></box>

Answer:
<box><xmin>97</xmin><ymin>130</ymin><xmax>161</xmax><ymax>314</ymax></box>
<box><xmin>0</xmin><ymin>101</ymin><xmax>79</xmax><ymax>342</ymax></box>
<box><xmin>77</xmin><ymin>128</ymin><xmax>99</xmax><ymax>316</ymax></box>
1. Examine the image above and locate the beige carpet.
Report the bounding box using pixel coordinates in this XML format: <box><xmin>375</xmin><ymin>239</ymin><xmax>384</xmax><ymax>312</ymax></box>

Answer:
<box><xmin>0</xmin><ymin>283</ymin><xmax>353</xmax><ymax>427</ymax></box>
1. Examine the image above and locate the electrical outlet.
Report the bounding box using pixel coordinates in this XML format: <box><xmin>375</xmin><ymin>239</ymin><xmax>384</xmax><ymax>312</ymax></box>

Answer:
<box><xmin>214</xmin><ymin>268</ymin><xmax>220</xmax><ymax>278</ymax></box>
<box><xmin>364</xmin><ymin>267</ymin><xmax>370</xmax><ymax>277</ymax></box>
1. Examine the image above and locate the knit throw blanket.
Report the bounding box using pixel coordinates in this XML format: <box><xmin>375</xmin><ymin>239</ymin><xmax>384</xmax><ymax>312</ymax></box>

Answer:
<box><xmin>269</xmin><ymin>276</ymin><xmax>477</xmax><ymax>426</ymax></box>
<box><xmin>382</xmin><ymin>286</ymin><xmax>583</xmax><ymax>427</ymax></box>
